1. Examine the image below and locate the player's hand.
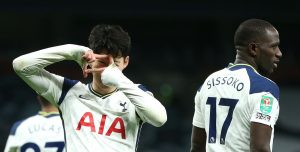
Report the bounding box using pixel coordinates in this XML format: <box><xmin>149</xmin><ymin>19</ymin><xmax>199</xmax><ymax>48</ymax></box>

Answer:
<box><xmin>82</xmin><ymin>50</ymin><xmax>95</xmax><ymax>78</ymax></box>
<box><xmin>82</xmin><ymin>51</ymin><xmax>114</xmax><ymax>78</ymax></box>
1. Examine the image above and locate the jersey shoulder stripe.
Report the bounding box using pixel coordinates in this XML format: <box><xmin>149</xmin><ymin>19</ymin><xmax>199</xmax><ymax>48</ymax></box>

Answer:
<box><xmin>137</xmin><ymin>84</ymin><xmax>155</xmax><ymax>97</ymax></box>
<box><xmin>9</xmin><ymin>120</ymin><xmax>24</xmax><ymax>135</ymax></box>
<box><xmin>229</xmin><ymin>64</ymin><xmax>279</xmax><ymax>100</ymax></box>
<box><xmin>58</xmin><ymin>77</ymin><xmax>79</xmax><ymax>105</ymax></box>
<box><xmin>137</xmin><ymin>84</ymin><xmax>148</xmax><ymax>92</ymax></box>
<box><xmin>197</xmin><ymin>85</ymin><xmax>203</xmax><ymax>92</ymax></box>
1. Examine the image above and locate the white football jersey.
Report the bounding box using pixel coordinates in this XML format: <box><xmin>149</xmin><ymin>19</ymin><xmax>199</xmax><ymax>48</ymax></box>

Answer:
<box><xmin>193</xmin><ymin>63</ymin><xmax>280</xmax><ymax>152</ymax></box>
<box><xmin>4</xmin><ymin>112</ymin><xmax>65</xmax><ymax>152</ymax></box>
<box><xmin>12</xmin><ymin>44</ymin><xmax>167</xmax><ymax>152</ymax></box>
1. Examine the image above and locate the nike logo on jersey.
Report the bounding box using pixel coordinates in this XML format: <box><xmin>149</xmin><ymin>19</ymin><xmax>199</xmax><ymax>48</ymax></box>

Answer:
<box><xmin>120</xmin><ymin>102</ymin><xmax>127</xmax><ymax>112</ymax></box>
<box><xmin>79</xmin><ymin>95</ymin><xmax>91</xmax><ymax>100</ymax></box>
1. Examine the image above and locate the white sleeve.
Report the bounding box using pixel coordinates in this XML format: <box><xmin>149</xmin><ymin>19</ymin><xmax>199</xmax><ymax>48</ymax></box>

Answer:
<box><xmin>192</xmin><ymin>90</ymin><xmax>205</xmax><ymax>128</ymax></box>
<box><xmin>101</xmin><ymin>64</ymin><xmax>167</xmax><ymax>127</ymax></box>
<box><xmin>12</xmin><ymin>44</ymin><xmax>89</xmax><ymax>105</ymax></box>
<box><xmin>250</xmin><ymin>92</ymin><xmax>279</xmax><ymax>128</ymax></box>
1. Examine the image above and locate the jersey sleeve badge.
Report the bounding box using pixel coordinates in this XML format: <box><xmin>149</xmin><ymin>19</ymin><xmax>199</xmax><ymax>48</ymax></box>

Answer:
<box><xmin>260</xmin><ymin>95</ymin><xmax>274</xmax><ymax>115</ymax></box>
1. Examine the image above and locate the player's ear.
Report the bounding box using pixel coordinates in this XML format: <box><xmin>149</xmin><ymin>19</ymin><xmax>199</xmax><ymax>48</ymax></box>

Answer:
<box><xmin>248</xmin><ymin>42</ymin><xmax>258</xmax><ymax>57</ymax></box>
<box><xmin>123</xmin><ymin>56</ymin><xmax>129</xmax><ymax>68</ymax></box>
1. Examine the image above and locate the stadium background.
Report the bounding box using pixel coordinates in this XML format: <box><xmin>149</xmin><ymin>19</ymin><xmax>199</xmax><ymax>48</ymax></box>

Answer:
<box><xmin>1</xmin><ymin>1</ymin><xmax>300</xmax><ymax>151</ymax></box>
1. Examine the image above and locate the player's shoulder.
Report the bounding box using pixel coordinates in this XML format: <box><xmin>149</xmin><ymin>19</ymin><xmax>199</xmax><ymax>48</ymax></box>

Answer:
<box><xmin>228</xmin><ymin>64</ymin><xmax>279</xmax><ymax>100</ymax></box>
<box><xmin>57</xmin><ymin>77</ymin><xmax>85</xmax><ymax>104</ymax></box>
<box><xmin>12</xmin><ymin>112</ymin><xmax>60</xmax><ymax>129</ymax></box>
<box><xmin>62</xmin><ymin>77</ymin><xmax>82</xmax><ymax>88</ymax></box>
<box><xmin>136</xmin><ymin>84</ymin><xmax>149</xmax><ymax>91</ymax></box>
<box><xmin>136</xmin><ymin>84</ymin><xmax>154</xmax><ymax>96</ymax></box>
<box><xmin>8</xmin><ymin>114</ymin><xmax>39</xmax><ymax>135</ymax></box>
<box><xmin>246</xmin><ymin>68</ymin><xmax>279</xmax><ymax>100</ymax></box>
<box><xmin>8</xmin><ymin>119</ymin><xmax>25</xmax><ymax>136</ymax></box>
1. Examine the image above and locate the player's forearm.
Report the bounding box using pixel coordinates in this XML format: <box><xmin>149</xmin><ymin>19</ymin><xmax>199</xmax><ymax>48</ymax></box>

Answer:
<box><xmin>190</xmin><ymin>126</ymin><xmax>206</xmax><ymax>152</ymax></box>
<box><xmin>120</xmin><ymin>85</ymin><xmax>167</xmax><ymax>127</ymax></box>
<box><xmin>101</xmin><ymin>64</ymin><xmax>167</xmax><ymax>127</ymax></box>
<box><xmin>250</xmin><ymin>135</ymin><xmax>271</xmax><ymax>152</ymax></box>
<box><xmin>250</xmin><ymin>146</ymin><xmax>271</xmax><ymax>152</ymax></box>
<box><xmin>13</xmin><ymin>44</ymin><xmax>88</xmax><ymax>101</ymax></box>
<box><xmin>13</xmin><ymin>44</ymin><xmax>88</xmax><ymax>75</ymax></box>
<box><xmin>250</xmin><ymin>122</ymin><xmax>272</xmax><ymax>152</ymax></box>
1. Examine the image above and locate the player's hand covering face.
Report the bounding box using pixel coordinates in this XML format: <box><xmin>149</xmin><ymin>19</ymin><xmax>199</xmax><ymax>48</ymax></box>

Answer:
<box><xmin>82</xmin><ymin>50</ymin><xmax>114</xmax><ymax>78</ymax></box>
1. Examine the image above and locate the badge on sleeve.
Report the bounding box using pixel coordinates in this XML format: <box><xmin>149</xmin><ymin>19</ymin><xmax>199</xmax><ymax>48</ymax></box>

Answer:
<box><xmin>260</xmin><ymin>95</ymin><xmax>274</xmax><ymax>114</ymax></box>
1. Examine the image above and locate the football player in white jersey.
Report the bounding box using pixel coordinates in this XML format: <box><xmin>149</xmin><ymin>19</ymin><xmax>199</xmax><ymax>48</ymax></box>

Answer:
<box><xmin>13</xmin><ymin>24</ymin><xmax>167</xmax><ymax>152</ymax></box>
<box><xmin>191</xmin><ymin>19</ymin><xmax>282</xmax><ymax>152</ymax></box>
<box><xmin>4</xmin><ymin>95</ymin><xmax>65</xmax><ymax>152</ymax></box>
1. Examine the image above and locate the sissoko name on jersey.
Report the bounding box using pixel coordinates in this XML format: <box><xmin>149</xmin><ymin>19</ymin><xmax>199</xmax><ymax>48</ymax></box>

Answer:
<box><xmin>206</xmin><ymin>76</ymin><xmax>244</xmax><ymax>91</ymax></box>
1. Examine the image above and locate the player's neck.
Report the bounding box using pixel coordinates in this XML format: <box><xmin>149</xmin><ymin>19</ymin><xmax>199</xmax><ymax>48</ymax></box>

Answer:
<box><xmin>92</xmin><ymin>81</ymin><xmax>117</xmax><ymax>95</ymax></box>
<box><xmin>41</xmin><ymin>106</ymin><xmax>59</xmax><ymax>113</ymax></box>
<box><xmin>234</xmin><ymin>51</ymin><xmax>257</xmax><ymax>70</ymax></box>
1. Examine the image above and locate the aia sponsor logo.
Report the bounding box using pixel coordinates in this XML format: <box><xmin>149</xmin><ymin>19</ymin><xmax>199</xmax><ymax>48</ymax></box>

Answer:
<box><xmin>76</xmin><ymin>112</ymin><xmax>126</xmax><ymax>139</ymax></box>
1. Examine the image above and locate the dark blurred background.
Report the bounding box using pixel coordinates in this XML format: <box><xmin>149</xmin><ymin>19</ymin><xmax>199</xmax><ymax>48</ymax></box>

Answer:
<box><xmin>1</xmin><ymin>1</ymin><xmax>300</xmax><ymax>152</ymax></box>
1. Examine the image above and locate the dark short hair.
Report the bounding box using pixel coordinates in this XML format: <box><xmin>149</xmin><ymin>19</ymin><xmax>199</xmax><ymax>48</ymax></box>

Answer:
<box><xmin>88</xmin><ymin>24</ymin><xmax>131</xmax><ymax>57</ymax></box>
<box><xmin>234</xmin><ymin>19</ymin><xmax>275</xmax><ymax>48</ymax></box>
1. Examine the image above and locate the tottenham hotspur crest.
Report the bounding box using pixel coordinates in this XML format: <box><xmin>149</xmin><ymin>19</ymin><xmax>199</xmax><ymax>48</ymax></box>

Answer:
<box><xmin>120</xmin><ymin>102</ymin><xmax>127</xmax><ymax>112</ymax></box>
